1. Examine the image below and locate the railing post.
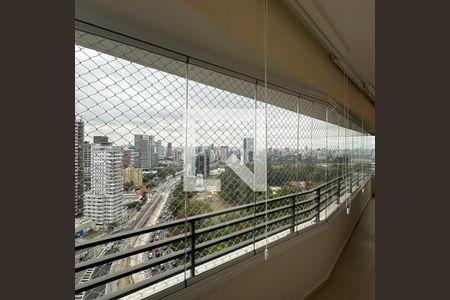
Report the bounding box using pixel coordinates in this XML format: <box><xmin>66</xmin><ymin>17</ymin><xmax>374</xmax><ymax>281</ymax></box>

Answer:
<box><xmin>315</xmin><ymin>188</ymin><xmax>321</xmax><ymax>223</ymax></box>
<box><xmin>190</xmin><ymin>220</ymin><xmax>195</xmax><ymax>278</ymax></box>
<box><xmin>350</xmin><ymin>173</ymin><xmax>353</xmax><ymax>193</ymax></box>
<box><xmin>337</xmin><ymin>177</ymin><xmax>341</xmax><ymax>205</ymax></box>
<box><xmin>358</xmin><ymin>169</ymin><xmax>361</xmax><ymax>187</ymax></box>
<box><xmin>290</xmin><ymin>196</ymin><xmax>296</xmax><ymax>234</ymax></box>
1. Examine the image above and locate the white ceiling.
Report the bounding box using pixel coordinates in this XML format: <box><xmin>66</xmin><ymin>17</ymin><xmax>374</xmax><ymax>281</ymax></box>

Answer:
<box><xmin>285</xmin><ymin>0</ymin><xmax>375</xmax><ymax>98</ymax></box>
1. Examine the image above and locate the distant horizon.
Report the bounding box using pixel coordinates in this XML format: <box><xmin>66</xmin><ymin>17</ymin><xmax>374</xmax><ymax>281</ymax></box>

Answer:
<box><xmin>77</xmin><ymin>123</ymin><xmax>374</xmax><ymax>154</ymax></box>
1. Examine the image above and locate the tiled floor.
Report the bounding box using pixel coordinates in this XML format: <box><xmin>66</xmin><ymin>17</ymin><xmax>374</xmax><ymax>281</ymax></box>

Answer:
<box><xmin>312</xmin><ymin>197</ymin><xmax>375</xmax><ymax>300</ymax></box>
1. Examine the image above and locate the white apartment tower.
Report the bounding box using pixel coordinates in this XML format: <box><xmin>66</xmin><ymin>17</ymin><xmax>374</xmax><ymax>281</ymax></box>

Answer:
<box><xmin>84</xmin><ymin>143</ymin><xmax>124</xmax><ymax>225</ymax></box>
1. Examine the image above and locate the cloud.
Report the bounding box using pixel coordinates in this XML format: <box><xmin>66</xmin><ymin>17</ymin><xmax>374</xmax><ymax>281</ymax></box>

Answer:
<box><xmin>75</xmin><ymin>44</ymin><xmax>372</xmax><ymax>151</ymax></box>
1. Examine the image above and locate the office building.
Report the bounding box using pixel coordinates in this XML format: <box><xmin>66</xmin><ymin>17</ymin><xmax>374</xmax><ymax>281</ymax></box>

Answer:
<box><xmin>122</xmin><ymin>148</ymin><xmax>139</xmax><ymax>169</ymax></box>
<box><xmin>134</xmin><ymin>134</ymin><xmax>154</xmax><ymax>170</ymax></box>
<box><xmin>243</xmin><ymin>137</ymin><xmax>254</xmax><ymax>164</ymax></box>
<box><xmin>155</xmin><ymin>140</ymin><xmax>162</xmax><ymax>161</ymax></box>
<box><xmin>195</xmin><ymin>151</ymin><xmax>210</xmax><ymax>178</ymax></box>
<box><xmin>174</xmin><ymin>147</ymin><xmax>183</xmax><ymax>162</ymax></box>
<box><xmin>166</xmin><ymin>142</ymin><xmax>172</xmax><ymax>158</ymax></box>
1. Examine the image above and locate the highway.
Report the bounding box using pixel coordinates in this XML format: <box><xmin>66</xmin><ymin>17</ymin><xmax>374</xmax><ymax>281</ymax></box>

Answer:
<box><xmin>75</xmin><ymin>175</ymin><xmax>181</xmax><ymax>300</ymax></box>
<box><xmin>104</xmin><ymin>175</ymin><xmax>181</xmax><ymax>295</ymax></box>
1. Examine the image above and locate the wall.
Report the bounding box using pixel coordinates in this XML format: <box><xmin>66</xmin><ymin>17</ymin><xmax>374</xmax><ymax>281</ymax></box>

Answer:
<box><xmin>185</xmin><ymin>0</ymin><xmax>374</xmax><ymax>130</ymax></box>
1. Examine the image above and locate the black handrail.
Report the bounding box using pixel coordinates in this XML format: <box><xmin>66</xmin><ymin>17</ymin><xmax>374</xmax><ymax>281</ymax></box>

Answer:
<box><xmin>75</xmin><ymin>170</ymin><xmax>372</xmax><ymax>298</ymax></box>
<box><xmin>75</xmin><ymin>171</ymin><xmax>352</xmax><ymax>251</ymax></box>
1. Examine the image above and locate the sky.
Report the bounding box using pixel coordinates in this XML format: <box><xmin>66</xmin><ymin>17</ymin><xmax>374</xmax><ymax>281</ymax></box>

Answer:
<box><xmin>75</xmin><ymin>43</ymin><xmax>374</xmax><ymax>152</ymax></box>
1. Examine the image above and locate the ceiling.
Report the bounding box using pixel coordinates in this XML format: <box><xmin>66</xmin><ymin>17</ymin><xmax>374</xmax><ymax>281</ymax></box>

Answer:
<box><xmin>75</xmin><ymin>0</ymin><xmax>375</xmax><ymax>132</ymax></box>
<box><xmin>285</xmin><ymin>0</ymin><xmax>375</xmax><ymax>99</ymax></box>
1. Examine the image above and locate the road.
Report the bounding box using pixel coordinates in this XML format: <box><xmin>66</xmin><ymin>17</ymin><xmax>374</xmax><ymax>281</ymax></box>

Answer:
<box><xmin>82</xmin><ymin>245</ymin><xmax>117</xmax><ymax>300</ymax></box>
<box><xmin>105</xmin><ymin>175</ymin><xmax>181</xmax><ymax>295</ymax></box>
<box><xmin>75</xmin><ymin>175</ymin><xmax>180</xmax><ymax>300</ymax></box>
<box><xmin>129</xmin><ymin>190</ymin><xmax>170</xmax><ymax>283</ymax></box>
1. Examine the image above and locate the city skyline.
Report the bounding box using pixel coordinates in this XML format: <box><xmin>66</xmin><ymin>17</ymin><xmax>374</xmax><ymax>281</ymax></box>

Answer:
<box><xmin>75</xmin><ymin>42</ymin><xmax>374</xmax><ymax>223</ymax></box>
<box><xmin>78</xmin><ymin>121</ymin><xmax>374</xmax><ymax>163</ymax></box>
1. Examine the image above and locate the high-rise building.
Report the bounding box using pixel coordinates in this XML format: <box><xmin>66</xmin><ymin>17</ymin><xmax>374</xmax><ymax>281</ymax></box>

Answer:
<box><xmin>93</xmin><ymin>136</ymin><xmax>109</xmax><ymax>144</ymax></box>
<box><xmin>284</xmin><ymin>147</ymin><xmax>291</xmax><ymax>156</ymax></box>
<box><xmin>220</xmin><ymin>146</ymin><xmax>229</xmax><ymax>162</ymax></box>
<box><xmin>166</xmin><ymin>142</ymin><xmax>172</xmax><ymax>159</ymax></box>
<box><xmin>155</xmin><ymin>140</ymin><xmax>162</xmax><ymax>161</ymax></box>
<box><xmin>134</xmin><ymin>134</ymin><xmax>154</xmax><ymax>170</ymax></box>
<box><xmin>209</xmin><ymin>148</ymin><xmax>216</xmax><ymax>162</ymax></box>
<box><xmin>123</xmin><ymin>167</ymin><xmax>143</xmax><ymax>187</ymax></box>
<box><xmin>75</xmin><ymin>120</ymin><xmax>84</xmax><ymax>216</ymax></box>
<box><xmin>122</xmin><ymin>149</ymin><xmax>131</xmax><ymax>168</ymax></box>
<box><xmin>243</xmin><ymin>137</ymin><xmax>254</xmax><ymax>164</ymax></box>
<box><xmin>174</xmin><ymin>147</ymin><xmax>183</xmax><ymax>161</ymax></box>
<box><xmin>195</xmin><ymin>151</ymin><xmax>210</xmax><ymax>178</ymax></box>
<box><xmin>83</xmin><ymin>141</ymin><xmax>92</xmax><ymax>191</ymax></box>
<box><xmin>122</xmin><ymin>148</ymin><xmax>139</xmax><ymax>168</ymax></box>
<box><xmin>84</xmin><ymin>144</ymin><xmax>124</xmax><ymax>225</ymax></box>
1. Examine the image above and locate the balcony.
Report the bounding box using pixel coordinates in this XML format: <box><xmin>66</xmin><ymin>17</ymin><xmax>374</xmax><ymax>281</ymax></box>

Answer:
<box><xmin>75</xmin><ymin>1</ymin><xmax>374</xmax><ymax>299</ymax></box>
<box><xmin>76</xmin><ymin>172</ymin><xmax>373</xmax><ymax>300</ymax></box>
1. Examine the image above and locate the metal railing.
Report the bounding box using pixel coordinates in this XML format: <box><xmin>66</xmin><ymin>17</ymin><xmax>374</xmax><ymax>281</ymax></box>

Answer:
<box><xmin>75</xmin><ymin>170</ymin><xmax>372</xmax><ymax>300</ymax></box>
<box><xmin>74</xmin><ymin>28</ymin><xmax>375</xmax><ymax>300</ymax></box>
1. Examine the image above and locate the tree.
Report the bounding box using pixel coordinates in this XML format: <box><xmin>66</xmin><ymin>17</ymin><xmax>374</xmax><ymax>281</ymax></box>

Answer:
<box><xmin>219</xmin><ymin>167</ymin><xmax>254</xmax><ymax>205</ymax></box>
<box><xmin>145</xmin><ymin>180</ymin><xmax>158</xmax><ymax>189</ymax></box>
<box><xmin>123</xmin><ymin>180</ymin><xmax>135</xmax><ymax>191</ymax></box>
<box><xmin>170</xmin><ymin>177</ymin><xmax>195</xmax><ymax>219</ymax></box>
<box><xmin>143</xmin><ymin>173</ymin><xmax>155</xmax><ymax>183</ymax></box>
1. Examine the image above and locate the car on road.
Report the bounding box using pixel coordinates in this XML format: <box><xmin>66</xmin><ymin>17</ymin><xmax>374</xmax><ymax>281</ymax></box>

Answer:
<box><xmin>148</xmin><ymin>252</ymin><xmax>153</xmax><ymax>259</ymax></box>
<box><xmin>160</xmin><ymin>263</ymin><xmax>165</xmax><ymax>270</ymax></box>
